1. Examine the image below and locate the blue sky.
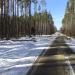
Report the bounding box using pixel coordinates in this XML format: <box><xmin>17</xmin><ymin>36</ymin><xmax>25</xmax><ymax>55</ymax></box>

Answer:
<box><xmin>46</xmin><ymin>0</ymin><xmax>68</xmax><ymax>30</ymax></box>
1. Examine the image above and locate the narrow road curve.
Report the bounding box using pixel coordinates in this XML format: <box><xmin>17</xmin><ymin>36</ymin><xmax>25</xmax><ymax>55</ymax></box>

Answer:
<box><xmin>27</xmin><ymin>36</ymin><xmax>75</xmax><ymax>75</ymax></box>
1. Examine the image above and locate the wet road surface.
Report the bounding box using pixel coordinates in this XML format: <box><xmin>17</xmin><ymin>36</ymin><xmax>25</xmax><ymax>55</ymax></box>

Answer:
<box><xmin>27</xmin><ymin>36</ymin><xmax>75</xmax><ymax>75</ymax></box>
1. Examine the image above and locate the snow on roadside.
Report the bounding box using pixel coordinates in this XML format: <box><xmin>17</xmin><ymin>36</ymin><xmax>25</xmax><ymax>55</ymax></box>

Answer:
<box><xmin>64</xmin><ymin>36</ymin><xmax>75</xmax><ymax>52</ymax></box>
<box><xmin>0</xmin><ymin>35</ymin><xmax>57</xmax><ymax>75</ymax></box>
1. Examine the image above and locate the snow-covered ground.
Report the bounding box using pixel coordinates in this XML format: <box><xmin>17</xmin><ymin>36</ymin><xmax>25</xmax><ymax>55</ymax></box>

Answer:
<box><xmin>64</xmin><ymin>35</ymin><xmax>75</xmax><ymax>53</ymax></box>
<box><xmin>0</xmin><ymin>34</ymin><xmax>57</xmax><ymax>75</ymax></box>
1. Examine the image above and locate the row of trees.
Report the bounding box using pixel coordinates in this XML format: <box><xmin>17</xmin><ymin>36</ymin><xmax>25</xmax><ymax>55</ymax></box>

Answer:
<box><xmin>0</xmin><ymin>0</ymin><xmax>56</xmax><ymax>39</ymax></box>
<box><xmin>33</xmin><ymin>12</ymin><xmax>56</xmax><ymax>35</ymax></box>
<box><xmin>61</xmin><ymin>0</ymin><xmax>75</xmax><ymax>37</ymax></box>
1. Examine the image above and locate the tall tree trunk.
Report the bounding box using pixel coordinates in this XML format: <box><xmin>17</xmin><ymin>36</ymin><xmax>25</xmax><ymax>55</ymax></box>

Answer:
<box><xmin>0</xmin><ymin>0</ymin><xmax>3</xmax><ymax>38</ymax></box>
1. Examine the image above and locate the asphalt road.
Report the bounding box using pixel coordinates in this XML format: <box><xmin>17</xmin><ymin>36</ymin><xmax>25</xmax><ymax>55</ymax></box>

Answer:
<box><xmin>27</xmin><ymin>36</ymin><xmax>75</xmax><ymax>75</ymax></box>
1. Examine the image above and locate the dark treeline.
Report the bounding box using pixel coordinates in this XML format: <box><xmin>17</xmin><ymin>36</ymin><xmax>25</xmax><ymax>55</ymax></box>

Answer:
<box><xmin>0</xmin><ymin>0</ymin><xmax>56</xmax><ymax>39</ymax></box>
<box><xmin>61</xmin><ymin>0</ymin><xmax>75</xmax><ymax>37</ymax></box>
